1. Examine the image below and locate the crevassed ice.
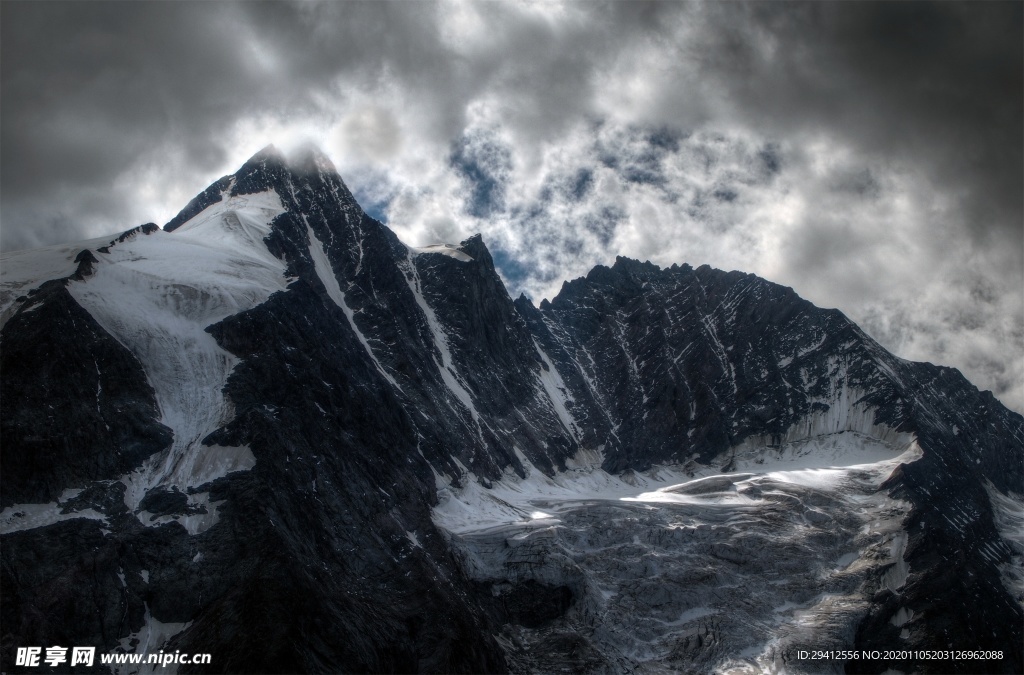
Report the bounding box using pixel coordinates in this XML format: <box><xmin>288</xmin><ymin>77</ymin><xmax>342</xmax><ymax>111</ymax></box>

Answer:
<box><xmin>432</xmin><ymin>417</ymin><xmax>921</xmax><ymax>673</ymax></box>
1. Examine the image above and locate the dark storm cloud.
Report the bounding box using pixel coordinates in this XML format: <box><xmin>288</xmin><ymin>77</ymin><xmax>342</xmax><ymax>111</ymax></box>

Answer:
<box><xmin>0</xmin><ymin>1</ymin><xmax>447</xmax><ymax>248</ymax></box>
<box><xmin>3</xmin><ymin>3</ymin><xmax>242</xmax><ymax>191</ymax></box>
<box><xmin>2</xmin><ymin>2</ymin><xmax>249</xmax><ymax>247</ymax></box>
<box><xmin>4</xmin><ymin>1</ymin><xmax>1018</xmax><ymax>246</ymax></box>
<box><xmin>691</xmin><ymin>1</ymin><xmax>1022</xmax><ymax>249</ymax></box>
<box><xmin>0</xmin><ymin>0</ymin><xmax>610</xmax><ymax>247</ymax></box>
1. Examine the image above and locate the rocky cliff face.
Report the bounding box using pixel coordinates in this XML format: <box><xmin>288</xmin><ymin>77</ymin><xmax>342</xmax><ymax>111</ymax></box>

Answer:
<box><xmin>1</xmin><ymin>146</ymin><xmax>1021</xmax><ymax>674</ymax></box>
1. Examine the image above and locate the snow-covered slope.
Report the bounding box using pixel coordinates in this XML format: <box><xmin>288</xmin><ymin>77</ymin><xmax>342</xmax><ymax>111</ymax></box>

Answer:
<box><xmin>0</xmin><ymin>234</ymin><xmax>117</xmax><ymax>328</ymax></box>
<box><xmin>69</xmin><ymin>189</ymin><xmax>287</xmax><ymax>526</ymax></box>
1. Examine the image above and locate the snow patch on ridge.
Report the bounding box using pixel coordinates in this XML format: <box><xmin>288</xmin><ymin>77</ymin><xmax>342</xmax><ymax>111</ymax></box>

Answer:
<box><xmin>411</xmin><ymin>243</ymin><xmax>474</xmax><ymax>262</ymax></box>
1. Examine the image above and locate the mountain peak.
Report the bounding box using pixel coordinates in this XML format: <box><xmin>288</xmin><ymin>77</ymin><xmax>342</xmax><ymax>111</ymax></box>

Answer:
<box><xmin>234</xmin><ymin>144</ymin><xmax>288</xmax><ymax>177</ymax></box>
<box><xmin>611</xmin><ymin>255</ymin><xmax>661</xmax><ymax>277</ymax></box>
<box><xmin>222</xmin><ymin>143</ymin><xmax>338</xmax><ymax>178</ymax></box>
<box><xmin>457</xmin><ymin>233</ymin><xmax>496</xmax><ymax>270</ymax></box>
<box><xmin>287</xmin><ymin>142</ymin><xmax>337</xmax><ymax>175</ymax></box>
<box><xmin>252</xmin><ymin>143</ymin><xmax>283</xmax><ymax>161</ymax></box>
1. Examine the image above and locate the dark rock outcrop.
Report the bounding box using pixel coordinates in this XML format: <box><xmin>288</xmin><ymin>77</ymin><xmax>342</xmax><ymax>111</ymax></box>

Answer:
<box><xmin>1</xmin><ymin>279</ymin><xmax>170</xmax><ymax>507</ymax></box>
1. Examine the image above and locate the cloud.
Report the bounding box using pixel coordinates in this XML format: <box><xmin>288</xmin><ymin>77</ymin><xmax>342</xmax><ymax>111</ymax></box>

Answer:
<box><xmin>694</xmin><ymin>2</ymin><xmax>1023</xmax><ymax>251</ymax></box>
<box><xmin>334</xmin><ymin>108</ymin><xmax>403</xmax><ymax>164</ymax></box>
<box><xmin>383</xmin><ymin>118</ymin><xmax>1022</xmax><ymax>410</ymax></box>
<box><xmin>450</xmin><ymin>127</ymin><xmax>513</xmax><ymax>218</ymax></box>
<box><xmin>1</xmin><ymin>0</ymin><xmax>1019</xmax><ymax>411</ymax></box>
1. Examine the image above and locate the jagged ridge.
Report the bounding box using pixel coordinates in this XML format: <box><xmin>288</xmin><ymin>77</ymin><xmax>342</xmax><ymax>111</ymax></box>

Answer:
<box><xmin>0</xmin><ymin>145</ymin><xmax>1020</xmax><ymax>674</ymax></box>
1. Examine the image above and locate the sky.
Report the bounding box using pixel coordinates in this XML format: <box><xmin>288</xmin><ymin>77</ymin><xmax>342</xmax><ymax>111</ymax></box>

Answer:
<box><xmin>1</xmin><ymin>1</ymin><xmax>1021</xmax><ymax>412</ymax></box>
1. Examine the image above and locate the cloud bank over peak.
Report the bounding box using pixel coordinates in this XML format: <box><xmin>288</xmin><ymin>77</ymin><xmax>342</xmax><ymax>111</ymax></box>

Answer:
<box><xmin>1</xmin><ymin>0</ymin><xmax>1020</xmax><ymax>411</ymax></box>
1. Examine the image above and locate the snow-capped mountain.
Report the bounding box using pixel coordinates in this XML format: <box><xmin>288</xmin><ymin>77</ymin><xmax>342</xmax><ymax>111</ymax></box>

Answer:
<box><xmin>1</xmin><ymin>145</ymin><xmax>1021</xmax><ymax>674</ymax></box>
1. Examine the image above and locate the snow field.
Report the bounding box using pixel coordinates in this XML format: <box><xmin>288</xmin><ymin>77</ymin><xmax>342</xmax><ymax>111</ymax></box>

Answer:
<box><xmin>0</xmin><ymin>234</ymin><xmax>117</xmax><ymax>329</ymax></box>
<box><xmin>0</xmin><ymin>488</ymin><xmax>106</xmax><ymax>535</ymax></box>
<box><xmin>68</xmin><ymin>189</ymin><xmax>288</xmax><ymax>530</ymax></box>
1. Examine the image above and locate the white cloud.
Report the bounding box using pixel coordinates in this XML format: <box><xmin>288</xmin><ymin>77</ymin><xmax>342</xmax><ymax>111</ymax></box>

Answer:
<box><xmin>2</xmin><ymin>0</ymin><xmax>1019</xmax><ymax>412</ymax></box>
